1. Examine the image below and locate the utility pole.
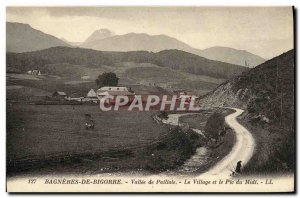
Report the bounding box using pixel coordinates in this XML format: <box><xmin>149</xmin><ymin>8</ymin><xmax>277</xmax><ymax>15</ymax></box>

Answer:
<box><xmin>291</xmin><ymin>63</ymin><xmax>295</xmax><ymax>131</ymax></box>
<box><xmin>275</xmin><ymin>61</ymin><xmax>279</xmax><ymax>93</ymax></box>
<box><xmin>291</xmin><ymin>83</ymin><xmax>294</xmax><ymax>131</ymax></box>
<box><xmin>280</xmin><ymin>88</ymin><xmax>283</xmax><ymax>126</ymax></box>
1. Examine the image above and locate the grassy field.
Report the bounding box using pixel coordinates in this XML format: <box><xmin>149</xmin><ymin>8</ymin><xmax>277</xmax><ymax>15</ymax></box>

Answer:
<box><xmin>7</xmin><ymin>104</ymin><xmax>170</xmax><ymax>161</ymax></box>
<box><xmin>7</xmin><ymin>103</ymin><xmax>208</xmax><ymax>176</ymax></box>
<box><xmin>6</xmin><ymin>93</ymin><xmax>234</xmax><ymax>176</ymax></box>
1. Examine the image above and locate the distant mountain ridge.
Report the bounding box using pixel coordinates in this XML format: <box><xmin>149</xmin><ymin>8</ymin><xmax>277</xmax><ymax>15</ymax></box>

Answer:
<box><xmin>60</xmin><ymin>37</ymin><xmax>82</xmax><ymax>46</ymax></box>
<box><xmin>81</xmin><ymin>31</ymin><xmax>266</xmax><ymax>67</ymax></box>
<box><xmin>6</xmin><ymin>22</ymin><xmax>70</xmax><ymax>53</ymax></box>
<box><xmin>84</xmin><ymin>28</ymin><xmax>115</xmax><ymax>43</ymax></box>
<box><xmin>6</xmin><ymin>22</ymin><xmax>266</xmax><ymax>67</ymax></box>
<box><xmin>81</xmin><ymin>33</ymin><xmax>194</xmax><ymax>53</ymax></box>
<box><xmin>199</xmin><ymin>46</ymin><xmax>266</xmax><ymax>68</ymax></box>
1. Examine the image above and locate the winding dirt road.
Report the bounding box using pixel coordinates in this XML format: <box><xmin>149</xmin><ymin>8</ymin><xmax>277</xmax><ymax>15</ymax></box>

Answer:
<box><xmin>201</xmin><ymin>108</ymin><xmax>255</xmax><ymax>177</ymax></box>
<box><xmin>164</xmin><ymin>108</ymin><xmax>255</xmax><ymax>177</ymax></box>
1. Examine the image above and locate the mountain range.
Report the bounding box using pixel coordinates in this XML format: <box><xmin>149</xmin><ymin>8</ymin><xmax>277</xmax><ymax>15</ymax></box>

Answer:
<box><xmin>80</xmin><ymin>30</ymin><xmax>266</xmax><ymax>67</ymax></box>
<box><xmin>6</xmin><ymin>22</ymin><xmax>266</xmax><ymax>67</ymax></box>
<box><xmin>6</xmin><ymin>22</ymin><xmax>70</xmax><ymax>53</ymax></box>
<box><xmin>60</xmin><ymin>37</ymin><xmax>82</xmax><ymax>46</ymax></box>
<box><xmin>199</xmin><ymin>47</ymin><xmax>266</xmax><ymax>68</ymax></box>
<box><xmin>84</xmin><ymin>28</ymin><xmax>115</xmax><ymax>43</ymax></box>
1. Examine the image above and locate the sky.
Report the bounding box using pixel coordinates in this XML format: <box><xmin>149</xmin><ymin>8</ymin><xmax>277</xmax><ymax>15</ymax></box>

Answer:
<box><xmin>6</xmin><ymin>7</ymin><xmax>294</xmax><ymax>59</ymax></box>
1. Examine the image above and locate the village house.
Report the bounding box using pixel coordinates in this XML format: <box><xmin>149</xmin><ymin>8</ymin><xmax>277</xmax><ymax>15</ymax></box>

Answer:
<box><xmin>97</xmin><ymin>86</ymin><xmax>135</xmax><ymax>104</ymax></box>
<box><xmin>66</xmin><ymin>92</ymin><xmax>84</xmax><ymax>102</ymax></box>
<box><xmin>86</xmin><ymin>89</ymin><xmax>97</xmax><ymax>98</ymax></box>
<box><xmin>52</xmin><ymin>91</ymin><xmax>67</xmax><ymax>100</ymax></box>
<box><xmin>64</xmin><ymin>90</ymin><xmax>98</xmax><ymax>103</ymax></box>
<box><xmin>98</xmin><ymin>87</ymin><xmax>132</xmax><ymax>92</ymax></box>
<box><xmin>81</xmin><ymin>75</ymin><xmax>90</xmax><ymax>80</ymax></box>
<box><xmin>83</xmin><ymin>89</ymin><xmax>98</xmax><ymax>102</ymax></box>
<box><xmin>27</xmin><ymin>69</ymin><xmax>41</xmax><ymax>76</ymax></box>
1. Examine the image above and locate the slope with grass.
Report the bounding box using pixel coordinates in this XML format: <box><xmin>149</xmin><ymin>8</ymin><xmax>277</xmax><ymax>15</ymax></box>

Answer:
<box><xmin>7</xmin><ymin>46</ymin><xmax>248</xmax><ymax>96</ymax></box>
<box><xmin>200</xmin><ymin>49</ymin><xmax>295</xmax><ymax>173</ymax></box>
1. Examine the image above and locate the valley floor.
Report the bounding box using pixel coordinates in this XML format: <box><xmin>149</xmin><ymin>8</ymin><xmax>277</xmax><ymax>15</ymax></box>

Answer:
<box><xmin>7</xmin><ymin>102</ymin><xmax>236</xmax><ymax>178</ymax></box>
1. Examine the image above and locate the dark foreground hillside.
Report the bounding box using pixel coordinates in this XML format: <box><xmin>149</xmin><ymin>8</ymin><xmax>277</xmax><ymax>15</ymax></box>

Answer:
<box><xmin>201</xmin><ymin>49</ymin><xmax>295</xmax><ymax>173</ymax></box>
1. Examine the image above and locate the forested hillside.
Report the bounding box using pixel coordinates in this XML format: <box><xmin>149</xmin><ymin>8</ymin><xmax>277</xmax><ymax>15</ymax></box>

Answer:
<box><xmin>7</xmin><ymin>47</ymin><xmax>248</xmax><ymax>79</ymax></box>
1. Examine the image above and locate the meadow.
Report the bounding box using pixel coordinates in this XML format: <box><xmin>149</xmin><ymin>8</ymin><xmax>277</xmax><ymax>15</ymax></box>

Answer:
<box><xmin>7</xmin><ymin>104</ymin><xmax>170</xmax><ymax>160</ymax></box>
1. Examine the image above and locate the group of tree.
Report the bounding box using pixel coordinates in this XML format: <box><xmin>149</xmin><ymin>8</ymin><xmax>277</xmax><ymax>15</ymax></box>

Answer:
<box><xmin>204</xmin><ymin>112</ymin><xmax>225</xmax><ymax>141</ymax></box>
<box><xmin>95</xmin><ymin>72</ymin><xmax>119</xmax><ymax>87</ymax></box>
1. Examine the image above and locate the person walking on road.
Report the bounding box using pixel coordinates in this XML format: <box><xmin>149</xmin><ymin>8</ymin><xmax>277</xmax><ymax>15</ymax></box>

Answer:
<box><xmin>235</xmin><ymin>161</ymin><xmax>242</xmax><ymax>174</ymax></box>
<box><xmin>231</xmin><ymin>161</ymin><xmax>242</xmax><ymax>177</ymax></box>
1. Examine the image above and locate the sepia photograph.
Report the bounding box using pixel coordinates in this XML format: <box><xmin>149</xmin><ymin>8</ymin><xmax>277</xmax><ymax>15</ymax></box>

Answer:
<box><xmin>5</xmin><ymin>6</ymin><xmax>295</xmax><ymax>193</ymax></box>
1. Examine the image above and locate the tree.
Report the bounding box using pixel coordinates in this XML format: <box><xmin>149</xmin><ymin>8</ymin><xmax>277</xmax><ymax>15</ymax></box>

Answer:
<box><xmin>95</xmin><ymin>72</ymin><xmax>119</xmax><ymax>87</ymax></box>
<box><xmin>204</xmin><ymin>112</ymin><xmax>224</xmax><ymax>140</ymax></box>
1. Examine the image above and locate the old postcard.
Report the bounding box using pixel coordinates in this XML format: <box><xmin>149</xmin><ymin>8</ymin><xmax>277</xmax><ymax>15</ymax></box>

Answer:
<box><xmin>6</xmin><ymin>6</ymin><xmax>295</xmax><ymax>193</ymax></box>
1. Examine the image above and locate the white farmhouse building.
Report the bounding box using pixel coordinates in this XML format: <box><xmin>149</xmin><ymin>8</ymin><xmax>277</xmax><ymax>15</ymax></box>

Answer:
<box><xmin>97</xmin><ymin>86</ymin><xmax>135</xmax><ymax>104</ymax></box>
<box><xmin>86</xmin><ymin>89</ymin><xmax>97</xmax><ymax>98</ymax></box>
